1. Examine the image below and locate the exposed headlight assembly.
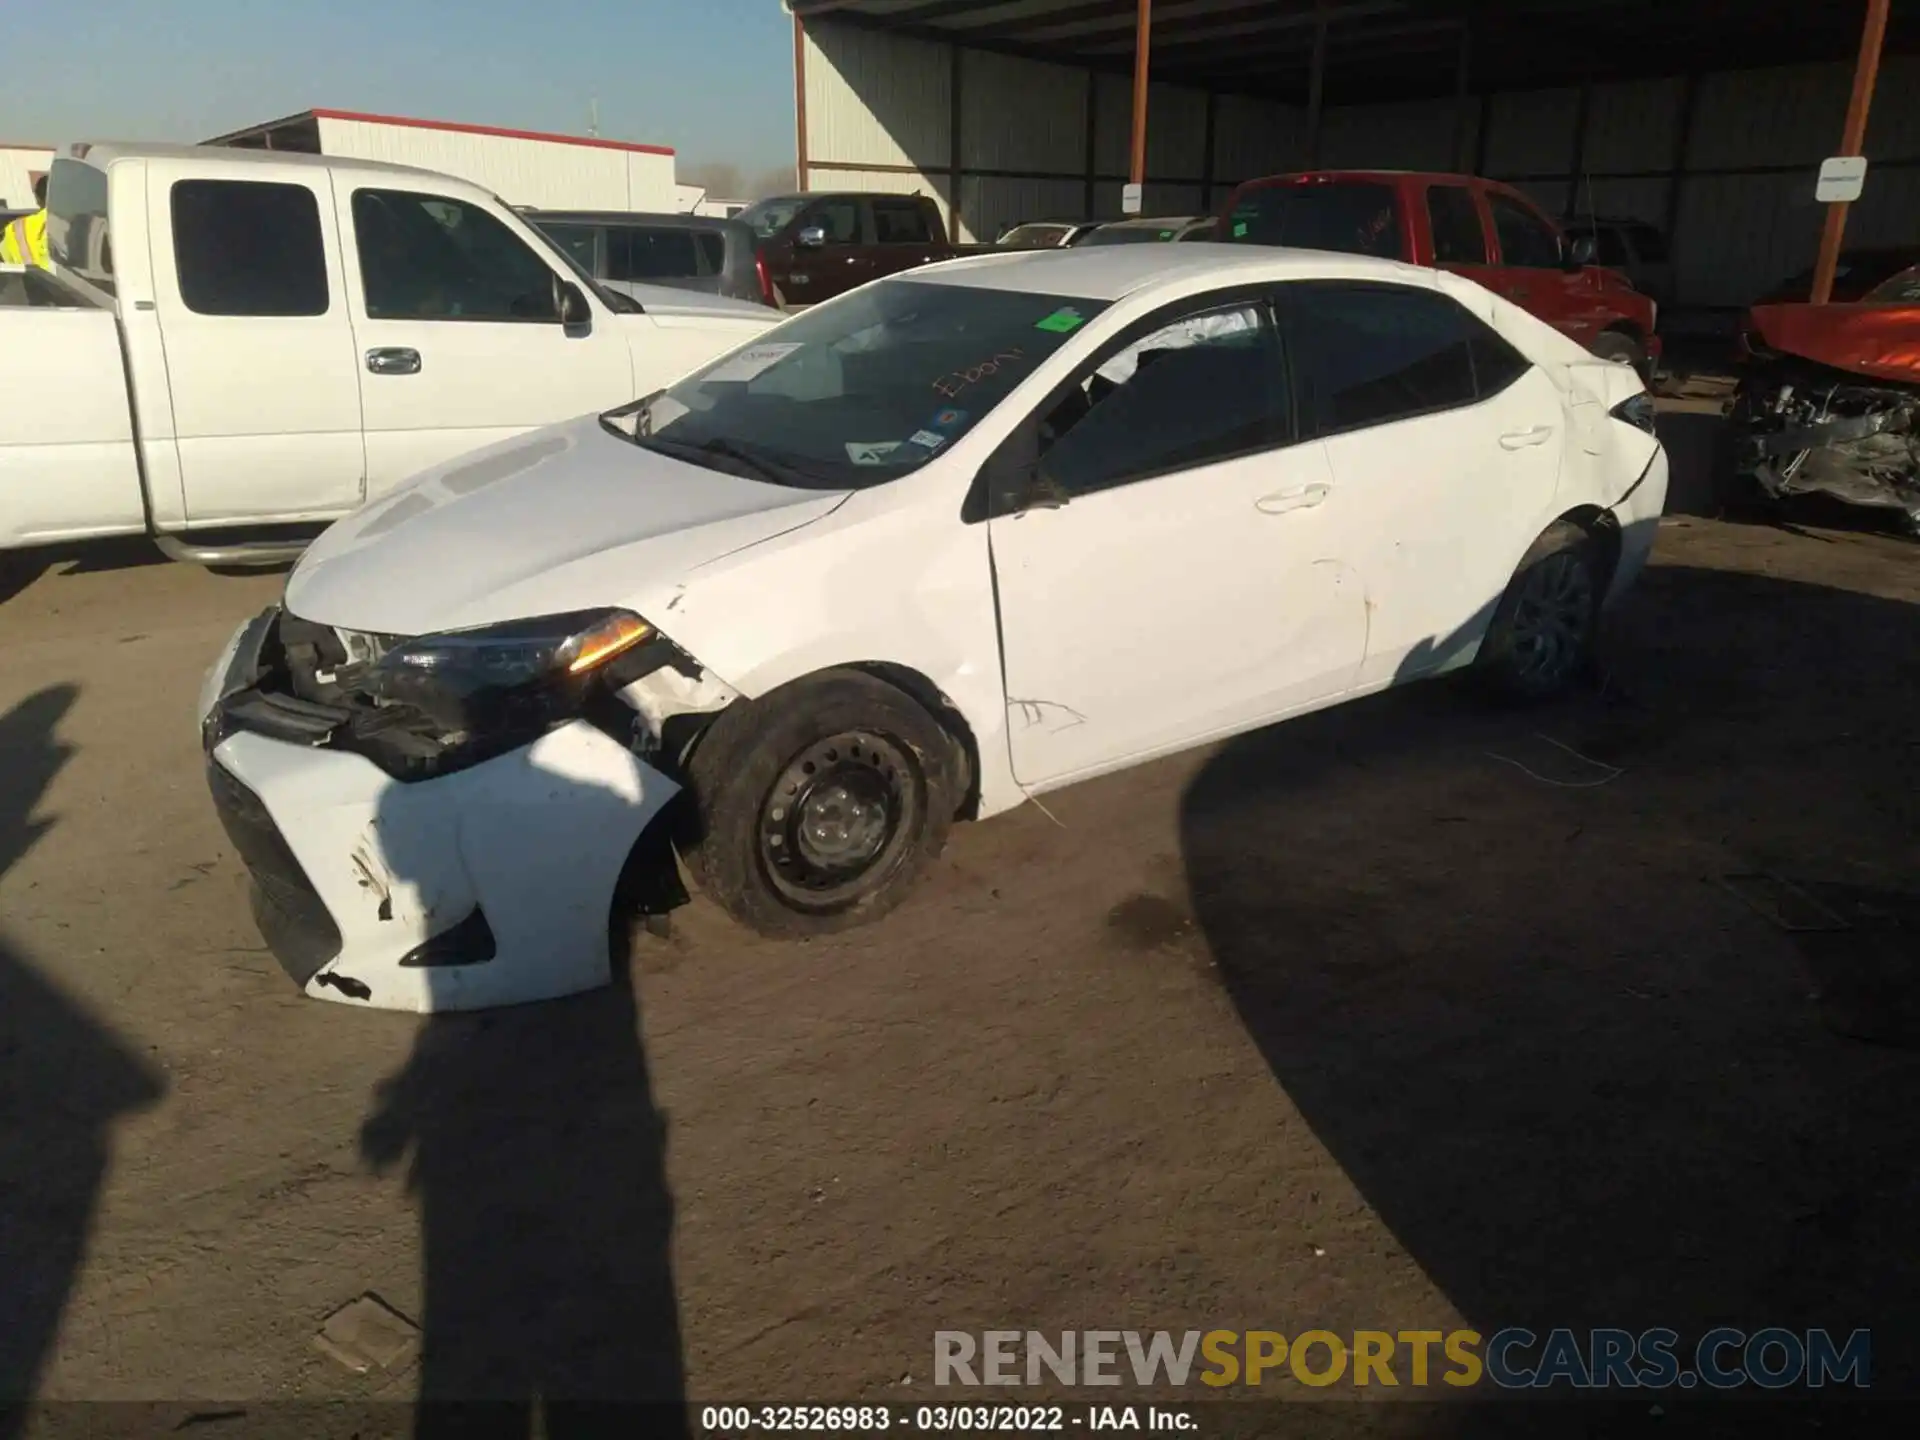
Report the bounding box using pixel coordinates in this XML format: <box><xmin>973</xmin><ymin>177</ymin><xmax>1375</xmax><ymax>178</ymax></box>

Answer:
<box><xmin>358</xmin><ymin>609</ymin><xmax>654</xmax><ymax>755</ymax></box>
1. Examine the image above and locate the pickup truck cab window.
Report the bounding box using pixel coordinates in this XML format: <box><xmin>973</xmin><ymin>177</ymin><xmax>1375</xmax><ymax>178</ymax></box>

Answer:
<box><xmin>873</xmin><ymin>199</ymin><xmax>936</xmax><ymax>245</ymax></box>
<box><xmin>1425</xmin><ymin>184</ymin><xmax>1488</xmax><ymax>265</ymax></box>
<box><xmin>351</xmin><ymin>188</ymin><xmax>560</xmax><ymax>322</ymax></box>
<box><xmin>1488</xmin><ymin>193</ymin><xmax>1564</xmax><ymax>269</ymax></box>
<box><xmin>1224</xmin><ymin>179</ymin><xmax>1401</xmax><ymax>258</ymax></box>
<box><xmin>171</xmin><ymin>179</ymin><xmax>329</xmax><ymax>318</ymax></box>
<box><xmin>801</xmin><ymin>197</ymin><xmax>862</xmax><ymax>245</ymax></box>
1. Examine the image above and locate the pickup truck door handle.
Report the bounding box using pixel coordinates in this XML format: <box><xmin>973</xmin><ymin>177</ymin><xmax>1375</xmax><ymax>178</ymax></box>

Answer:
<box><xmin>366</xmin><ymin>347</ymin><xmax>421</xmax><ymax>376</ymax></box>
<box><xmin>1256</xmin><ymin>484</ymin><xmax>1330</xmax><ymax>515</ymax></box>
<box><xmin>1499</xmin><ymin>425</ymin><xmax>1554</xmax><ymax>449</ymax></box>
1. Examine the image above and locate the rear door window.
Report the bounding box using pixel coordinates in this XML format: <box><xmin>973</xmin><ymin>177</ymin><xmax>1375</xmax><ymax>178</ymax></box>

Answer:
<box><xmin>1488</xmin><ymin>193</ymin><xmax>1564</xmax><ymax>269</ymax></box>
<box><xmin>1426</xmin><ymin>185</ymin><xmax>1487</xmax><ymax>264</ymax></box>
<box><xmin>608</xmin><ymin>226</ymin><xmax>702</xmax><ymax>282</ymax></box>
<box><xmin>1283</xmin><ymin>282</ymin><xmax>1483</xmax><ymax>436</ymax></box>
<box><xmin>171</xmin><ymin>179</ymin><xmax>328</xmax><ymax>317</ymax></box>
<box><xmin>1222</xmin><ymin>180</ymin><xmax>1401</xmax><ymax>259</ymax></box>
<box><xmin>873</xmin><ymin>198</ymin><xmax>936</xmax><ymax>244</ymax></box>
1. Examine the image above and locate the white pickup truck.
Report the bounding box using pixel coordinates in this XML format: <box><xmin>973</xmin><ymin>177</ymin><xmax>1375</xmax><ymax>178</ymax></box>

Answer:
<box><xmin>1</xmin><ymin>144</ymin><xmax>777</xmax><ymax>564</ymax></box>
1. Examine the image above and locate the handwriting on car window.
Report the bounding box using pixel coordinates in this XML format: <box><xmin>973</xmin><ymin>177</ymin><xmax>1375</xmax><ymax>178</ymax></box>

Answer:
<box><xmin>933</xmin><ymin>347</ymin><xmax>1029</xmax><ymax>399</ymax></box>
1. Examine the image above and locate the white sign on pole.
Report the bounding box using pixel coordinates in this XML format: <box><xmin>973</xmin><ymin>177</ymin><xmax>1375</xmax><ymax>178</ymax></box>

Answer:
<box><xmin>1816</xmin><ymin>155</ymin><xmax>1869</xmax><ymax>203</ymax></box>
<box><xmin>1121</xmin><ymin>182</ymin><xmax>1143</xmax><ymax>215</ymax></box>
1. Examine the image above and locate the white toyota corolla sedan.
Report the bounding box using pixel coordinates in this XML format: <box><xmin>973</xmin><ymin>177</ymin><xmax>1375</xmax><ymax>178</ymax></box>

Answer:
<box><xmin>199</xmin><ymin>245</ymin><xmax>1667</xmax><ymax>1012</ymax></box>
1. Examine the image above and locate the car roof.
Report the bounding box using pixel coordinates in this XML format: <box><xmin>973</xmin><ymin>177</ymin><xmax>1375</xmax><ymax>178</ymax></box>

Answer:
<box><xmin>73</xmin><ymin>141</ymin><xmax>456</xmax><ymax>187</ymax></box>
<box><xmin>1093</xmin><ymin>216</ymin><xmax>1200</xmax><ymax>230</ymax></box>
<box><xmin>899</xmin><ymin>243</ymin><xmax>1433</xmax><ymax>301</ymax></box>
<box><xmin>527</xmin><ymin>209</ymin><xmax>743</xmax><ymax>230</ymax></box>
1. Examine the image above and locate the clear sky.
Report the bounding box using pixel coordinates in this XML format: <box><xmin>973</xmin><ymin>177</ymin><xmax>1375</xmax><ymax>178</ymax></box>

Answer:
<box><xmin>6</xmin><ymin>0</ymin><xmax>796</xmax><ymax>173</ymax></box>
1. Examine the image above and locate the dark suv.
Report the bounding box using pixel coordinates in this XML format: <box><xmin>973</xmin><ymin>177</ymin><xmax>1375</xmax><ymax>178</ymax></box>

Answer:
<box><xmin>739</xmin><ymin>192</ymin><xmax>954</xmax><ymax>307</ymax></box>
<box><xmin>525</xmin><ymin>210</ymin><xmax>767</xmax><ymax>306</ymax></box>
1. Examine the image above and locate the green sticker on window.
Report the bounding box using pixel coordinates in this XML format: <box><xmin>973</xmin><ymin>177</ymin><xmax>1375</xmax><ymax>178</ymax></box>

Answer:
<box><xmin>1034</xmin><ymin>307</ymin><xmax>1085</xmax><ymax>333</ymax></box>
<box><xmin>1232</xmin><ymin>221</ymin><xmax>1249</xmax><ymax>237</ymax></box>
<box><xmin>1158</xmin><ymin>229</ymin><xmax>1175</xmax><ymax>239</ymax></box>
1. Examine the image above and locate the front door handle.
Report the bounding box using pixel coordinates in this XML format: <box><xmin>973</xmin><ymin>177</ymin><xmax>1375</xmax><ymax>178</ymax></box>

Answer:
<box><xmin>1499</xmin><ymin>425</ymin><xmax>1554</xmax><ymax>449</ymax></box>
<box><xmin>1256</xmin><ymin>484</ymin><xmax>1329</xmax><ymax>515</ymax></box>
<box><xmin>366</xmin><ymin>347</ymin><xmax>421</xmax><ymax>376</ymax></box>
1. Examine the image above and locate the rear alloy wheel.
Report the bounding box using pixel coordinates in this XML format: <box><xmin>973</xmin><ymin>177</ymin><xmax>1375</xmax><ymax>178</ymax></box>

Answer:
<box><xmin>1478</xmin><ymin>522</ymin><xmax>1604</xmax><ymax>702</ymax></box>
<box><xmin>677</xmin><ymin>670</ymin><xmax>959</xmax><ymax>936</ymax></box>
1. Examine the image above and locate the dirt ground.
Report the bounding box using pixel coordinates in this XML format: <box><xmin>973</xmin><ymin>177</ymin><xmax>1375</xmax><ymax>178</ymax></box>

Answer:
<box><xmin>2</xmin><ymin>409</ymin><xmax>1917</xmax><ymax>1435</ymax></box>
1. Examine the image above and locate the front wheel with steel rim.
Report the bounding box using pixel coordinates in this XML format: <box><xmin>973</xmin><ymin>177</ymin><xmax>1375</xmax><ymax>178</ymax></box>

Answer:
<box><xmin>1477</xmin><ymin>522</ymin><xmax>1605</xmax><ymax>702</ymax></box>
<box><xmin>677</xmin><ymin>669</ymin><xmax>960</xmax><ymax>936</ymax></box>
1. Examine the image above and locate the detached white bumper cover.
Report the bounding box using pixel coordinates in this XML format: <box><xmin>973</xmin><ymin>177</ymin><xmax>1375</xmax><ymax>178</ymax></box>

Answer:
<box><xmin>207</xmin><ymin>723</ymin><xmax>678</xmax><ymax>1013</ymax></box>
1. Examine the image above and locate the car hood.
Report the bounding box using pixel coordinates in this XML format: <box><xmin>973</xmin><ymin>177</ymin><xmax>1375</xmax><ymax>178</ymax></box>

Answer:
<box><xmin>1748</xmin><ymin>301</ymin><xmax>1920</xmax><ymax>384</ymax></box>
<box><xmin>611</xmin><ymin>283</ymin><xmax>772</xmax><ymax>320</ymax></box>
<box><xmin>284</xmin><ymin>415</ymin><xmax>850</xmax><ymax>637</ymax></box>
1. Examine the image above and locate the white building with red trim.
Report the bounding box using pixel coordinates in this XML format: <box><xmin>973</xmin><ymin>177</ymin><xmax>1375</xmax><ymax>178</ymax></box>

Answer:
<box><xmin>203</xmin><ymin>109</ymin><xmax>678</xmax><ymax>213</ymax></box>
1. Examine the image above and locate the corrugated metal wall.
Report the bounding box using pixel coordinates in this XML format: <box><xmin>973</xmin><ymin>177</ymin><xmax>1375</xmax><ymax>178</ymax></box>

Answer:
<box><xmin>801</xmin><ymin>17</ymin><xmax>1920</xmax><ymax>320</ymax></box>
<box><xmin>315</xmin><ymin>117</ymin><xmax>677</xmax><ymax>212</ymax></box>
<box><xmin>802</xmin><ymin>19</ymin><xmax>1301</xmax><ymax>242</ymax></box>
<box><xmin>0</xmin><ymin>146</ymin><xmax>55</xmax><ymax>212</ymax></box>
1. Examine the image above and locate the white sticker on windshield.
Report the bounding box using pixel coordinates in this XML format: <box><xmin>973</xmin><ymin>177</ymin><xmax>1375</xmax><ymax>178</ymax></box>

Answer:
<box><xmin>907</xmin><ymin>429</ymin><xmax>948</xmax><ymax>451</ymax></box>
<box><xmin>703</xmin><ymin>342</ymin><xmax>803</xmax><ymax>383</ymax></box>
<box><xmin>846</xmin><ymin>441</ymin><xmax>904</xmax><ymax>465</ymax></box>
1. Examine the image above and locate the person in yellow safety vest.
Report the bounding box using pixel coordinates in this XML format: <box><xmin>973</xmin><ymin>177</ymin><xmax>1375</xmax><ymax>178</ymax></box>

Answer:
<box><xmin>2</xmin><ymin>175</ymin><xmax>51</xmax><ymax>269</ymax></box>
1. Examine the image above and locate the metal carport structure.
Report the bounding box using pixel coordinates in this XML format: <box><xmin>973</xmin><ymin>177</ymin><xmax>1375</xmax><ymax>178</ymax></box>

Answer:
<box><xmin>785</xmin><ymin>0</ymin><xmax>1920</xmax><ymax>326</ymax></box>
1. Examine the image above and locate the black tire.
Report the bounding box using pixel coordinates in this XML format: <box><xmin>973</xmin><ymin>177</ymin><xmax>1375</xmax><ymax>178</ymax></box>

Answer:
<box><xmin>676</xmin><ymin>669</ymin><xmax>960</xmax><ymax>937</ymax></box>
<box><xmin>1477</xmin><ymin>521</ymin><xmax>1604</xmax><ymax>703</ymax></box>
<box><xmin>1590</xmin><ymin>329</ymin><xmax>1646</xmax><ymax>376</ymax></box>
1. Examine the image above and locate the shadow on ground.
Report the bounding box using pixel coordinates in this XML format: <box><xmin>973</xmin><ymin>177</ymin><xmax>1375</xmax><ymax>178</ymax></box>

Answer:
<box><xmin>0</xmin><ymin>688</ymin><xmax>165</xmax><ymax>1430</ymax></box>
<box><xmin>358</xmin><ymin>793</ymin><xmax>688</xmax><ymax>1433</ymax></box>
<box><xmin>1181</xmin><ymin>564</ymin><xmax>1919</xmax><ymax>1427</ymax></box>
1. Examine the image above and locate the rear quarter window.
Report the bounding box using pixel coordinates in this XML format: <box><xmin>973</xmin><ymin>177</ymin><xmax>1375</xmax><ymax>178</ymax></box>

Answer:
<box><xmin>1223</xmin><ymin>181</ymin><xmax>1402</xmax><ymax>259</ymax></box>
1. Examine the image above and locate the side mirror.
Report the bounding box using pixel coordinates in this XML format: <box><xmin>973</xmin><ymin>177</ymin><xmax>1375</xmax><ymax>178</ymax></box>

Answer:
<box><xmin>795</xmin><ymin>225</ymin><xmax>827</xmax><ymax>249</ymax></box>
<box><xmin>558</xmin><ymin>279</ymin><xmax>591</xmax><ymax>328</ymax></box>
<box><xmin>1567</xmin><ymin>234</ymin><xmax>1597</xmax><ymax>269</ymax></box>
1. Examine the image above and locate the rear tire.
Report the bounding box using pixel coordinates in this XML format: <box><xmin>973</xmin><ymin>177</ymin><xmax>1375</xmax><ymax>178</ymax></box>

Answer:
<box><xmin>676</xmin><ymin>670</ymin><xmax>959</xmax><ymax>937</ymax></box>
<box><xmin>1477</xmin><ymin>522</ymin><xmax>1604</xmax><ymax>703</ymax></box>
<box><xmin>1590</xmin><ymin>329</ymin><xmax>1646</xmax><ymax>376</ymax></box>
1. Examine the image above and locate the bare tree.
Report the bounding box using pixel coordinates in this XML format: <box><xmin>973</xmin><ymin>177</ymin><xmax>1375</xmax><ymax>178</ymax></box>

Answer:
<box><xmin>679</xmin><ymin>161</ymin><xmax>744</xmax><ymax>199</ymax></box>
<box><xmin>747</xmin><ymin>166</ymin><xmax>798</xmax><ymax>199</ymax></box>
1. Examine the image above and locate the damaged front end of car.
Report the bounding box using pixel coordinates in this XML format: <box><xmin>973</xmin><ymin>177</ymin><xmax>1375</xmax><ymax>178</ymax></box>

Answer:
<box><xmin>1730</xmin><ymin>303</ymin><xmax>1920</xmax><ymax>533</ymax></box>
<box><xmin>199</xmin><ymin>604</ymin><xmax>738</xmax><ymax>1012</ymax></box>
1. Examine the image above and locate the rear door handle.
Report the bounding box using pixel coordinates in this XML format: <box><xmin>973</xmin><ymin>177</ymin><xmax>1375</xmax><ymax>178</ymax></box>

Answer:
<box><xmin>366</xmin><ymin>347</ymin><xmax>421</xmax><ymax>376</ymax></box>
<box><xmin>1256</xmin><ymin>484</ymin><xmax>1329</xmax><ymax>515</ymax></box>
<box><xmin>1500</xmin><ymin>425</ymin><xmax>1554</xmax><ymax>449</ymax></box>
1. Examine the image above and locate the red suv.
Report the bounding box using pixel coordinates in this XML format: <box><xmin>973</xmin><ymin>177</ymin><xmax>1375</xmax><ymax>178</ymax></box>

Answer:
<box><xmin>1218</xmin><ymin>171</ymin><xmax>1661</xmax><ymax>374</ymax></box>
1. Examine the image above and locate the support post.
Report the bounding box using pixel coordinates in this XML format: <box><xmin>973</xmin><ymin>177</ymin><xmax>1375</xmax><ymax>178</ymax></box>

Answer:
<box><xmin>793</xmin><ymin>12</ymin><xmax>810</xmax><ymax>191</ymax></box>
<box><xmin>1812</xmin><ymin>0</ymin><xmax>1891</xmax><ymax>305</ymax></box>
<box><xmin>949</xmin><ymin>43</ymin><xmax>964</xmax><ymax>240</ymax></box>
<box><xmin>1084</xmin><ymin>71</ymin><xmax>1099</xmax><ymax>216</ymax></box>
<box><xmin>1129</xmin><ymin>0</ymin><xmax>1153</xmax><ymax>201</ymax></box>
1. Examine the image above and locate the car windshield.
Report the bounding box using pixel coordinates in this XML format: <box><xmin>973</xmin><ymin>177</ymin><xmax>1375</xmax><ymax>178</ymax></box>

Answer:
<box><xmin>738</xmin><ymin>197</ymin><xmax>808</xmax><ymax>238</ymax></box>
<box><xmin>1866</xmin><ymin>265</ymin><xmax>1920</xmax><ymax>303</ymax></box>
<box><xmin>1221</xmin><ymin>180</ymin><xmax>1401</xmax><ymax>258</ymax></box>
<box><xmin>1082</xmin><ymin>223</ymin><xmax>1185</xmax><ymax>246</ymax></box>
<box><xmin>605</xmin><ymin>280</ymin><xmax>1110</xmax><ymax>490</ymax></box>
<box><xmin>998</xmin><ymin>223</ymin><xmax>1069</xmax><ymax>249</ymax></box>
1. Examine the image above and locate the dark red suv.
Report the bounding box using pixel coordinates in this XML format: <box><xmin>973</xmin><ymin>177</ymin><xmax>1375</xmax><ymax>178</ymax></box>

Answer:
<box><xmin>1218</xmin><ymin>170</ymin><xmax>1661</xmax><ymax>374</ymax></box>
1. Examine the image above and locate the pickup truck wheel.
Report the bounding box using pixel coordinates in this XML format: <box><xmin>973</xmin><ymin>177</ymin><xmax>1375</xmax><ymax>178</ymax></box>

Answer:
<box><xmin>676</xmin><ymin>670</ymin><xmax>957</xmax><ymax>937</ymax></box>
<box><xmin>1477</xmin><ymin>522</ymin><xmax>1603</xmax><ymax>703</ymax></box>
<box><xmin>1590</xmin><ymin>330</ymin><xmax>1646</xmax><ymax>375</ymax></box>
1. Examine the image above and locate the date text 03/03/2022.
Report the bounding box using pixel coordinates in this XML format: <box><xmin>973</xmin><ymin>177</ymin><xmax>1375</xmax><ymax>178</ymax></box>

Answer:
<box><xmin>698</xmin><ymin>1404</ymin><xmax>1191</xmax><ymax>1433</ymax></box>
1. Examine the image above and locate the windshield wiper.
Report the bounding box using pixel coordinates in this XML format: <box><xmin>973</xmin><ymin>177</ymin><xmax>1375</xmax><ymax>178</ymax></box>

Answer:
<box><xmin>634</xmin><ymin>432</ymin><xmax>831</xmax><ymax>489</ymax></box>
